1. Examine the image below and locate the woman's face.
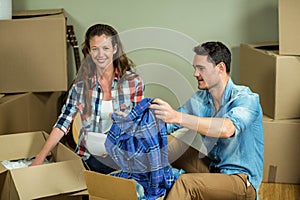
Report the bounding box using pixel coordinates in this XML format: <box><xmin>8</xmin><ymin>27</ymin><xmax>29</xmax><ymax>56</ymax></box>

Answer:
<box><xmin>89</xmin><ymin>34</ymin><xmax>117</xmax><ymax>70</ymax></box>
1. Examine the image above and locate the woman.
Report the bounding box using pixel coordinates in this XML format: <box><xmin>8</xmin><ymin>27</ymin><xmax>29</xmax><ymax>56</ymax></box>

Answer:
<box><xmin>30</xmin><ymin>24</ymin><xmax>144</xmax><ymax>174</ymax></box>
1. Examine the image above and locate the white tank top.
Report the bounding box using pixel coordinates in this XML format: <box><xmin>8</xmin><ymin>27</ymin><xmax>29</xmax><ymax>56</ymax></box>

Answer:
<box><xmin>100</xmin><ymin>100</ymin><xmax>113</xmax><ymax>133</ymax></box>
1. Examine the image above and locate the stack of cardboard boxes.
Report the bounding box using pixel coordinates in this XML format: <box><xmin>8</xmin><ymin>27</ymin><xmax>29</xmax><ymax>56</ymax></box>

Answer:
<box><xmin>240</xmin><ymin>0</ymin><xmax>300</xmax><ymax>184</ymax></box>
<box><xmin>0</xmin><ymin>9</ymin><xmax>86</xmax><ymax>199</ymax></box>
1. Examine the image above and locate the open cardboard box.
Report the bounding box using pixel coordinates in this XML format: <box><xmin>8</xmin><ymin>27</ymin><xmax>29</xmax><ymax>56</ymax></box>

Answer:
<box><xmin>0</xmin><ymin>9</ymin><xmax>67</xmax><ymax>93</ymax></box>
<box><xmin>84</xmin><ymin>170</ymin><xmax>138</xmax><ymax>200</ymax></box>
<box><xmin>0</xmin><ymin>131</ymin><xmax>87</xmax><ymax>200</ymax></box>
<box><xmin>240</xmin><ymin>42</ymin><xmax>300</xmax><ymax>119</ymax></box>
<box><xmin>84</xmin><ymin>170</ymin><xmax>165</xmax><ymax>200</ymax></box>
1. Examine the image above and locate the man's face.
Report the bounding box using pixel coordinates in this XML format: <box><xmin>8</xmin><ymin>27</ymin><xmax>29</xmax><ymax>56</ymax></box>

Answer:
<box><xmin>193</xmin><ymin>54</ymin><xmax>220</xmax><ymax>90</ymax></box>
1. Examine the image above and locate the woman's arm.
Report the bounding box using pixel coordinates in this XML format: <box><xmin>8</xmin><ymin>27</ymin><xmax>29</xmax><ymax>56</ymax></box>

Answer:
<box><xmin>30</xmin><ymin>127</ymin><xmax>65</xmax><ymax>166</ymax></box>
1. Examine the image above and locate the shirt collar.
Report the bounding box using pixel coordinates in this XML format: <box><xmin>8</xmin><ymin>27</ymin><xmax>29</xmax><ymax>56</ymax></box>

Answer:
<box><xmin>222</xmin><ymin>78</ymin><xmax>234</xmax><ymax>105</ymax></box>
<box><xmin>205</xmin><ymin>78</ymin><xmax>233</xmax><ymax>106</ymax></box>
<box><xmin>91</xmin><ymin>68</ymin><xmax>119</xmax><ymax>89</ymax></box>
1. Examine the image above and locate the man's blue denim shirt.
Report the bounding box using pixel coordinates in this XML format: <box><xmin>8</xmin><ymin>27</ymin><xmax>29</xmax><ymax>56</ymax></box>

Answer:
<box><xmin>167</xmin><ymin>78</ymin><xmax>264</xmax><ymax>199</ymax></box>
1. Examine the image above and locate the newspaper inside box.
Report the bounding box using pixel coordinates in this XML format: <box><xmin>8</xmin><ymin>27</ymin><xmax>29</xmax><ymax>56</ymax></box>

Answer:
<box><xmin>0</xmin><ymin>131</ymin><xmax>86</xmax><ymax>200</ymax></box>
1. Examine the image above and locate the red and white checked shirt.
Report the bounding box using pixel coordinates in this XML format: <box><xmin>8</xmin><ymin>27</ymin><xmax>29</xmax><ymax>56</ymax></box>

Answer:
<box><xmin>54</xmin><ymin>70</ymin><xmax>144</xmax><ymax>160</ymax></box>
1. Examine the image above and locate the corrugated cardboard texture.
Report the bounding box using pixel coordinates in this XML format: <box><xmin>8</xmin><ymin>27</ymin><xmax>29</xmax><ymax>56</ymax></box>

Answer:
<box><xmin>0</xmin><ymin>9</ymin><xmax>67</xmax><ymax>93</ymax></box>
<box><xmin>240</xmin><ymin>43</ymin><xmax>300</xmax><ymax>119</ymax></box>
<box><xmin>0</xmin><ymin>131</ymin><xmax>45</xmax><ymax>160</ymax></box>
<box><xmin>0</xmin><ymin>92</ymin><xmax>60</xmax><ymax>135</ymax></box>
<box><xmin>0</xmin><ymin>131</ymin><xmax>86</xmax><ymax>200</ymax></box>
<box><xmin>12</xmin><ymin>160</ymin><xmax>85</xmax><ymax>199</ymax></box>
<box><xmin>84</xmin><ymin>170</ymin><xmax>138</xmax><ymax>200</ymax></box>
<box><xmin>279</xmin><ymin>0</ymin><xmax>300</xmax><ymax>55</ymax></box>
<box><xmin>263</xmin><ymin>116</ymin><xmax>300</xmax><ymax>183</ymax></box>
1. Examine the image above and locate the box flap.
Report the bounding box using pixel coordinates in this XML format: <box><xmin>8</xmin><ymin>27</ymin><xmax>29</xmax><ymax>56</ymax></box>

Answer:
<box><xmin>0</xmin><ymin>170</ymin><xmax>20</xmax><ymax>200</ymax></box>
<box><xmin>0</xmin><ymin>131</ymin><xmax>47</xmax><ymax>161</ymax></box>
<box><xmin>0</xmin><ymin>163</ymin><xmax>7</xmax><ymax>174</ymax></box>
<box><xmin>242</xmin><ymin>42</ymin><xmax>280</xmax><ymax>57</ymax></box>
<box><xmin>12</xmin><ymin>9</ymin><xmax>63</xmax><ymax>18</ymax></box>
<box><xmin>0</xmin><ymin>93</ymin><xmax>28</xmax><ymax>105</ymax></box>
<box><xmin>0</xmin><ymin>94</ymin><xmax>4</xmax><ymax>99</ymax></box>
<box><xmin>11</xmin><ymin>159</ymin><xmax>86</xmax><ymax>200</ymax></box>
<box><xmin>52</xmin><ymin>139</ymin><xmax>82</xmax><ymax>162</ymax></box>
<box><xmin>84</xmin><ymin>170</ymin><xmax>138</xmax><ymax>200</ymax></box>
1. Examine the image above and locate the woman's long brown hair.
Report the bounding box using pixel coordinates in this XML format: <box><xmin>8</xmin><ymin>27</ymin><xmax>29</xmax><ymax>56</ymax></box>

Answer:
<box><xmin>78</xmin><ymin>24</ymin><xmax>135</xmax><ymax>116</ymax></box>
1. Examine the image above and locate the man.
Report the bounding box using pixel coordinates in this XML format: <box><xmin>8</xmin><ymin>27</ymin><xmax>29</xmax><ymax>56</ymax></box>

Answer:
<box><xmin>149</xmin><ymin>41</ymin><xmax>264</xmax><ymax>199</ymax></box>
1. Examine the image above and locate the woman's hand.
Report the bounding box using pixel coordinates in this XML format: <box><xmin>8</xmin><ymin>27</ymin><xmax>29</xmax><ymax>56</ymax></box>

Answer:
<box><xmin>101</xmin><ymin>152</ymin><xmax>108</xmax><ymax>158</ymax></box>
<box><xmin>149</xmin><ymin>98</ymin><xmax>182</xmax><ymax>124</ymax></box>
<box><xmin>114</xmin><ymin>111</ymin><xmax>127</xmax><ymax>117</ymax></box>
<box><xmin>29</xmin><ymin>156</ymin><xmax>44</xmax><ymax>166</ymax></box>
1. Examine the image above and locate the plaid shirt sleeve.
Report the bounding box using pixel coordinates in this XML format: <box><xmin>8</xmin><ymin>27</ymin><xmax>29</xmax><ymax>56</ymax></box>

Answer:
<box><xmin>115</xmin><ymin>72</ymin><xmax>144</xmax><ymax>113</ymax></box>
<box><xmin>130</xmin><ymin>75</ymin><xmax>144</xmax><ymax>106</ymax></box>
<box><xmin>54</xmin><ymin>84</ymin><xmax>80</xmax><ymax>134</ymax></box>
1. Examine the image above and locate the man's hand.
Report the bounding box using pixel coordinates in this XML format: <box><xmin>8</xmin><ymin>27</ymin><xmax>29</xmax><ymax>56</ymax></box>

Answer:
<box><xmin>149</xmin><ymin>98</ymin><xmax>181</xmax><ymax>124</ymax></box>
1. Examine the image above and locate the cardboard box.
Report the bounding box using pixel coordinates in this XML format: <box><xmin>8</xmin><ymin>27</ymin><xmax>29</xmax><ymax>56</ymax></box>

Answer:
<box><xmin>278</xmin><ymin>0</ymin><xmax>300</xmax><ymax>55</ymax></box>
<box><xmin>0</xmin><ymin>9</ymin><xmax>68</xmax><ymax>93</ymax></box>
<box><xmin>0</xmin><ymin>131</ymin><xmax>87</xmax><ymax>200</ymax></box>
<box><xmin>263</xmin><ymin>116</ymin><xmax>300</xmax><ymax>184</ymax></box>
<box><xmin>0</xmin><ymin>92</ymin><xmax>61</xmax><ymax>134</ymax></box>
<box><xmin>240</xmin><ymin>43</ymin><xmax>300</xmax><ymax>119</ymax></box>
<box><xmin>84</xmin><ymin>170</ymin><xmax>138</xmax><ymax>200</ymax></box>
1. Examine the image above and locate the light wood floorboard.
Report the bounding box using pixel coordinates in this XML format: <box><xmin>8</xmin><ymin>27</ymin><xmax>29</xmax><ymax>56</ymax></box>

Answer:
<box><xmin>258</xmin><ymin>183</ymin><xmax>300</xmax><ymax>200</ymax></box>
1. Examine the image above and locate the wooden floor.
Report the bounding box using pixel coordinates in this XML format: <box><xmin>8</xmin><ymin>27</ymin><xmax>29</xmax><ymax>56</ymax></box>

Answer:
<box><xmin>258</xmin><ymin>183</ymin><xmax>300</xmax><ymax>200</ymax></box>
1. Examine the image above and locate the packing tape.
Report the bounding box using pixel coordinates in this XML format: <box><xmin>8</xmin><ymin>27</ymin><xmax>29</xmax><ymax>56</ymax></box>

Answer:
<box><xmin>268</xmin><ymin>165</ymin><xmax>277</xmax><ymax>183</ymax></box>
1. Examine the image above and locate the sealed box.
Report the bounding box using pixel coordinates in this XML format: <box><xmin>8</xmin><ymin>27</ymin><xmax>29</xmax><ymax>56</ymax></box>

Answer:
<box><xmin>263</xmin><ymin>116</ymin><xmax>300</xmax><ymax>184</ymax></box>
<box><xmin>0</xmin><ymin>9</ymin><xmax>67</xmax><ymax>93</ymax></box>
<box><xmin>0</xmin><ymin>92</ymin><xmax>61</xmax><ymax>134</ymax></box>
<box><xmin>240</xmin><ymin>43</ymin><xmax>300</xmax><ymax>119</ymax></box>
<box><xmin>279</xmin><ymin>0</ymin><xmax>300</xmax><ymax>55</ymax></box>
<box><xmin>0</xmin><ymin>131</ymin><xmax>87</xmax><ymax>200</ymax></box>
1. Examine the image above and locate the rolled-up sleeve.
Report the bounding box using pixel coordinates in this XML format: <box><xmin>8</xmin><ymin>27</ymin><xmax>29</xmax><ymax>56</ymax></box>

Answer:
<box><xmin>54</xmin><ymin>85</ymin><xmax>79</xmax><ymax>134</ymax></box>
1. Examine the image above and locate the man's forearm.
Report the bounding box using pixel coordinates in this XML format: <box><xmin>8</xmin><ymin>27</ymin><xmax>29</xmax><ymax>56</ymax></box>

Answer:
<box><xmin>178</xmin><ymin>113</ymin><xmax>235</xmax><ymax>138</ymax></box>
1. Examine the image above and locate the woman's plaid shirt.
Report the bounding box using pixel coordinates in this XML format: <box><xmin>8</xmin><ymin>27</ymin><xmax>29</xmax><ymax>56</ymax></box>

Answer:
<box><xmin>54</xmin><ymin>70</ymin><xmax>144</xmax><ymax>160</ymax></box>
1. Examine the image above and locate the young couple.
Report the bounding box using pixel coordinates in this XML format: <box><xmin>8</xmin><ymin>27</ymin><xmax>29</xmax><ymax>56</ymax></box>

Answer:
<box><xmin>31</xmin><ymin>24</ymin><xmax>263</xmax><ymax>200</ymax></box>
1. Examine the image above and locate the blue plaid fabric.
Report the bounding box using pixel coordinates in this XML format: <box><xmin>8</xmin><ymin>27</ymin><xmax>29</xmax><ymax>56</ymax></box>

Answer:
<box><xmin>105</xmin><ymin>98</ymin><xmax>183</xmax><ymax>200</ymax></box>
